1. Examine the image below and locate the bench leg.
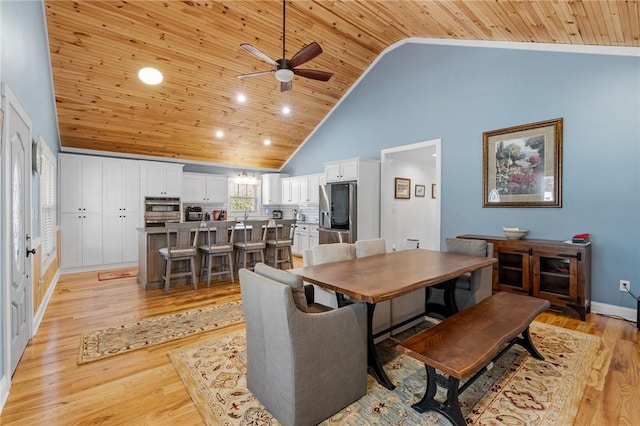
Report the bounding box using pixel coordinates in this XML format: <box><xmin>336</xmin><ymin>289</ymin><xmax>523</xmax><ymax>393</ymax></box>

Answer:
<box><xmin>516</xmin><ymin>326</ymin><xmax>545</xmax><ymax>360</ymax></box>
<box><xmin>412</xmin><ymin>365</ymin><xmax>465</xmax><ymax>426</ymax></box>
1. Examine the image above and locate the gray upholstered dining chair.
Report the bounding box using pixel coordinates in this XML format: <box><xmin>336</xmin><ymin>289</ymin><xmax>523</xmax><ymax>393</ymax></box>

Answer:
<box><xmin>355</xmin><ymin>238</ymin><xmax>386</xmax><ymax>258</ymax></box>
<box><xmin>302</xmin><ymin>242</ymin><xmax>356</xmax><ymax>309</ymax></box>
<box><xmin>239</xmin><ymin>263</ymin><xmax>367</xmax><ymax>426</ymax></box>
<box><xmin>427</xmin><ymin>237</ymin><xmax>494</xmax><ymax>314</ymax></box>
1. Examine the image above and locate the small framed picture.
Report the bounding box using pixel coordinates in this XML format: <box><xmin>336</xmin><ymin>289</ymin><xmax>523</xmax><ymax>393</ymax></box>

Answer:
<box><xmin>431</xmin><ymin>184</ymin><xmax>436</xmax><ymax>199</ymax></box>
<box><xmin>394</xmin><ymin>177</ymin><xmax>411</xmax><ymax>199</ymax></box>
<box><xmin>415</xmin><ymin>185</ymin><xmax>425</xmax><ymax>197</ymax></box>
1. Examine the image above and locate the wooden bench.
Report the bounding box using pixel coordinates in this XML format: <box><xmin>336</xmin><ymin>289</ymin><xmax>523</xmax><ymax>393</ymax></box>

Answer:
<box><xmin>397</xmin><ymin>291</ymin><xmax>550</xmax><ymax>425</ymax></box>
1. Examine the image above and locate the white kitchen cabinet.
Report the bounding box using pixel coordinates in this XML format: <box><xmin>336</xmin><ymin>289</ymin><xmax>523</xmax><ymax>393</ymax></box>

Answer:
<box><xmin>297</xmin><ymin>173</ymin><xmax>322</xmax><ymax>203</ymax></box>
<box><xmin>282</xmin><ymin>174</ymin><xmax>323</xmax><ymax>204</ymax></box>
<box><xmin>282</xmin><ymin>177</ymin><xmax>302</xmax><ymax>204</ymax></box>
<box><xmin>140</xmin><ymin>161</ymin><xmax>183</xmax><ymax>197</ymax></box>
<box><xmin>102</xmin><ymin>212</ymin><xmax>140</xmax><ymax>265</ymax></box>
<box><xmin>292</xmin><ymin>223</ymin><xmax>310</xmax><ymax>256</ymax></box>
<box><xmin>182</xmin><ymin>173</ymin><xmax>228</xmax><ymax>202</ymax></box>
<box><xmin>60</xmin><ymin>154</ymin><xmax>103</xmax><ymax>214</ymax></box>
<box><xmin>102</xmin><ymin>159</ymin><xmax>141</xmax><ymax>265</ymax></box>
<box><xmin>60</xmin><ymin>212</ymin><xmax>103</xmax><ymax>269</ymax></box>
<box><xmin>262</xmin><ymin>173</ymin><xmax>288</xmax><ymax>204</ymax></box>
<box><xmin>60</xmin><ymin>154</ymin><xmax>105</xmax><ymax>270</ymax></box>
<box><xmin>103</xmin><ymin>159</ymin><xmax>140</xmax><ymax>214</ymax></box>
<box><xmin>309</xmin><ymin>224</ymin><xmax>319</xmax><ymax>249</ymax></box>
<box><xmin>205</xmin><ymin>175</ymin><xmax>228</xmax><ymax>202</ymax></box>
<box><xmin>307</xmin><ymin>174</ymin><xmax>321</xmax><ymax>203</ymax></box>
<box><xmin>324</xmin><ymin>159</ymin><xmax>358</xmax><ymax>182</ymax></box>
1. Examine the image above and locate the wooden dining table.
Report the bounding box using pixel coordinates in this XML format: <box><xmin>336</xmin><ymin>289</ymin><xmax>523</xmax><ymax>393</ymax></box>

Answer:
<box><xmin>290</xmin><ymin>248</ymin><xmax>497</xmax><ymax>390</ymax></box>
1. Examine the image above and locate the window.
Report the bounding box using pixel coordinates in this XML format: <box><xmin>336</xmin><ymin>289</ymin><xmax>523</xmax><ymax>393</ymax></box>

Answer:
<box><xmin>229</xmin><ymin>182</ymin><xmax>258</xmax><ymax>212</ymax></box>
<box><xmin>40</xmin><ymin>139</ymin><xmax>57</xmax><ymax>271</ymax></box>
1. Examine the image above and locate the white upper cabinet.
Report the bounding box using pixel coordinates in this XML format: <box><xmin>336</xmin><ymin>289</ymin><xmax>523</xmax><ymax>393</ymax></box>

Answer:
<box><xmin>262</xmin><ymin>173</ymin><xmax>288</xmax><ymax>205</ymax></box>
<box><xmin>324</xmin><ymin>159</ymin><xmax>359</xmax><ymax>182</ymax></box>
<box><xmin>280</xmin><ymin>173</ymin><xmax>323</xmax><ymax>204</ymax></box>
<box><xmin>141</xmin><ymin>161</ymin><xmax>183</xmax><ymax>197</ymax></box>
<box><xmin>103</xmin><ymin>159</ymin><xmax>141</xmax><ymax>213</ymax></box>
<box><xmin>182</xmin><ymin>173</ymin><xmax>228</xmax><ymax>202</ymax></box>
<box><xmin>60</xmin><ymin>154</ymin><xmax>103</xmax><ymax>213</ymax></box>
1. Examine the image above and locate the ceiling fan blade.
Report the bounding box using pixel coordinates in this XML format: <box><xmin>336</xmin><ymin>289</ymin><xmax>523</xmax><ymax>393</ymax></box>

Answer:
<box><xmin>294</xmin><ymin>68</ymin><xmax>333</xmax><ymax>81</ymax></box>
<box><xmin>288</xmin><ymin>42</ymin><xmax>322</xmax><ymax>68</ymax></box>
<box><xmin>236</xmin><ymin>70</ymin><xmax>274</xmax><ymax>80</ymax></box>
<box><xmin>240</xmin><ymin>43</ymin><xmax>277</xmax><ymax>66</ymax></box>
<box><xmin>280</xmin><ymin>81</ymin><xmax>292</xmax><ymax>92</ymax></box>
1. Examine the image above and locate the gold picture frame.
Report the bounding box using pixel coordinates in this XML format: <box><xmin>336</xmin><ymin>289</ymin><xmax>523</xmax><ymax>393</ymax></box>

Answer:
<box><xmin>394</xmin><ymin>177</ymin><xmax>411</xmax><ymax>199</ymax></box>
<box><xmin>483</xmin><ymin>118</ymin><xmax>563</xmax><ymax>208</ymax></box>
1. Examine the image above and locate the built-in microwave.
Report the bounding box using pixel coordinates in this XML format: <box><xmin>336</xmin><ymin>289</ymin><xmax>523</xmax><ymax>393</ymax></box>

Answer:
<box><xmin>144</xmin><ymin>197</ymin><xmax>181</xmax><ymax>226</ymax></box>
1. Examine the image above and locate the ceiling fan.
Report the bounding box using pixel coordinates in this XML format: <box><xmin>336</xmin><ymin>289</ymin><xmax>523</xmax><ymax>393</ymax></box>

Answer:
<box><xmin>237</xmin><ymin>0</ymin><xmax>333</xmax><ymax>92</ymax></box>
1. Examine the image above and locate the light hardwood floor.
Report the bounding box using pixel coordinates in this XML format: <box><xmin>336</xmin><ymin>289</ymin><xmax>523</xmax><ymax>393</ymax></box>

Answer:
<box><xmin>2</xmin><ymin>261</ymin><xmax>639</xmax><ymax>425</ymax></box>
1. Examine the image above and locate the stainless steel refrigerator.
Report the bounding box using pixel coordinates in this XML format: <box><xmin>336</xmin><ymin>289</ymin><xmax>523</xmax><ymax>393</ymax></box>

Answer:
<box><xmin>319</xmin><ymin>182</ymin><xmax>357</xmax><ymax>244</ymax></box>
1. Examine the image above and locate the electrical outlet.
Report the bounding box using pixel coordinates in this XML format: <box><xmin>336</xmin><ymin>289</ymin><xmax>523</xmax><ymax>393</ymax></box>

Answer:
<box><xmin>620</xmin><ymin>280</ymin><xmax>631</xmax><ymax>292</ymax></box>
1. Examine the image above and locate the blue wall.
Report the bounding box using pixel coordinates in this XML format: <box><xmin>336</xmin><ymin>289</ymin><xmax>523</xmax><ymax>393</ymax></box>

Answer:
<box><xmin>2</xmin><ymin>0</ymin><xmax>61</xmax><ymax>239</ymax></box>
<box><xmin>1</xmin><ymin>0</ymin><xmax>60</xmax><ymax>379</ymax></box>
<box><xmin>283</xmin><ymin>42</ymin><xmax>640</xmax><ymax>310</ymax></box>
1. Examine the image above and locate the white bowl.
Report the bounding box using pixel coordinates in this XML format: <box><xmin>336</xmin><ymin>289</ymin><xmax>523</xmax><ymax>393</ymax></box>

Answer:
<box><xmin>503</xmin><ymin>228</ymin><xmax>528</xmax><ymax>239</ymax></box>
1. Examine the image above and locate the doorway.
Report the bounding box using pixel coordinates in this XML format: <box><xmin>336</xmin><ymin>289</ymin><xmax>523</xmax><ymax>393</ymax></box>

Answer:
<box><xmin>2</xmin><ymin>83</ymin><xmax>34</xmax><ymax>376</ymax></box>
<box><xmin>380</xmin><ymin>139</ymin><xmax>441</xmax><ymax>251</ymax></box>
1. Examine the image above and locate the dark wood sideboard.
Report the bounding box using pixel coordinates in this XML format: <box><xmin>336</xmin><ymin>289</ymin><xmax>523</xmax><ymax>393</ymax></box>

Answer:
<box><xmin>459</xmin><ymin>235</ymin><xmax>591</xmax><ymax>321</ymax></box>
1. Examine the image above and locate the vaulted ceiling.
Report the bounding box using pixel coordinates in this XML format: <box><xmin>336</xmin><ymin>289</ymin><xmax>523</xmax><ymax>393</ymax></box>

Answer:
<box><xmin>45</xmin><ymin>1</ymin><xmax>639</xmax><ymax>170</ymax></box>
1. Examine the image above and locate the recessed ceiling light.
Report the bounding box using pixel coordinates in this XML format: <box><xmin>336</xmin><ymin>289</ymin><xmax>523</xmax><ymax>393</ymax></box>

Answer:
<box><xmin>281</xmin><ymin>105</ymin><xmax>291</xmax><ymax>115</ymax></box>
<box><xmin>236</xmin><ymin>93</ymin><xmax>247</xmax><ymax>103</ymax></box>
<box><xmin>263</xmin><ymin>139</ymin><xmax>271</xmax><ymax>146</ymax></box>
<box><xmin>215</xmin><ymin>130</ymin><xmax>224</xmax><ymax>138</ymax></box>
<box><xmin>138</xmin><ymin>67</ymin><xmax>163</xmax><ymax>85</ymax></box>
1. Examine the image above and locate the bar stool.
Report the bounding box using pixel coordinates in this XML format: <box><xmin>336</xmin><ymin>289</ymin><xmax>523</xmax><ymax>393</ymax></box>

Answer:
<box><xmin>159</xmin><ymin>222</ymin><xmax>199</xmax><ymax>294</ymax></box>
<box><xmin>199</xmin><ymin>220</ymin><xmax>235</xmax><ymax>286</ymax></box>
<box><xmin>234</xmin><ymin>219</ymin><xmax>268</xmax><ymax>271</ymax></box>
<box><xmin>266</xmin><ymin>219</ymin><xmax>296</xmax><ymax>269</ymax></box>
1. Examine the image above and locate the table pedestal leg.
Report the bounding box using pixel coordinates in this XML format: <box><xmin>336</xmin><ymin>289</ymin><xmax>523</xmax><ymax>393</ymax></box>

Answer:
<box><xmin>425</xmin><ymin>278</ymin><xmax>459</xmax><ymax>318</ymax></box>
<box><xmin>366</xmin><ymin>302</ymin><xmax>395</xmax><ymax>390</ymax></box>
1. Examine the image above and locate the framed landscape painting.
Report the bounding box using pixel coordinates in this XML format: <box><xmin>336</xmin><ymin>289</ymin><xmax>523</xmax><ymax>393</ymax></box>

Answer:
<box><xmin>395</xmin><ymin>177</ymin><xmax>411</xmax><ymax>199</ymax></box>
<box><xmin>483</xmin><ymin>118</ymin><xmax>563</xmax><ymax>208</ymax></box>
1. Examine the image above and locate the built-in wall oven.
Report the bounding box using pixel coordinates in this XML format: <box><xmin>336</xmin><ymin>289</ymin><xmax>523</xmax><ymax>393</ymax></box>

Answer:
<box><xmin>144</xmin><ymin>197</ymin><xmax>181</xmax><ymax>227</ymax></box>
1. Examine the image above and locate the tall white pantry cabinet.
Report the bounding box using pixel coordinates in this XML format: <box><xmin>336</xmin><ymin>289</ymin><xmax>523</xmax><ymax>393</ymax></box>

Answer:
<box><xmin>60</xmin><ymin>154</ymin><xmax>151</xmax><ymax>271</ymax></box>
<box><xmin>102</xmin><ymin>159</ymin><xmax>141</xmax><ymax>265</ymax></box>
<box><xmin>59</xmin><ymin>155</ymin><xmax>104</xmax><ymax>269</ymax></box>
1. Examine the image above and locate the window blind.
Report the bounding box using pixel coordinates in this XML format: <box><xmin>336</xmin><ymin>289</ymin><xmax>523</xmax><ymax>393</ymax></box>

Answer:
<box><xmin>40</xmin><ymin>141</ymin><xmax>57</xmax><ymax>271</ymax></box>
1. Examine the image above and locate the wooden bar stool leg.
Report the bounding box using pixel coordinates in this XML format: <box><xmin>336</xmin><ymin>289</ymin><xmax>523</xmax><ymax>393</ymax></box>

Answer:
<box><xmin>228</xmin><ymin>252</ymin><xmax>235</xmax><ymax>283</ymax></box>
<box><xmin>164</xmin><ymin>258</ymin><xmax>171</xmax><ymax>294</ymax></box>
<box><xmin>190</xmin><ymin>256</ymin><xmax>198</xmax><ymax>290</ymax></box>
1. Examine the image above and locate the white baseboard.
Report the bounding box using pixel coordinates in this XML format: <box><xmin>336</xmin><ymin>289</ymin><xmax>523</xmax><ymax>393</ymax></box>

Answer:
<box><xmin>33</xmin><ymin>270</ymin><xmax>60</xmax><ymax>336</ymax></box>
<box><xmin>0</xmin><ymin>374</ymin><xmax>9</xmax><ymax>414</ymax></box>
<box><xmin>591</xmin><ymin>301</ymin><xmax>637</xmax><ymax>323</ymax></box>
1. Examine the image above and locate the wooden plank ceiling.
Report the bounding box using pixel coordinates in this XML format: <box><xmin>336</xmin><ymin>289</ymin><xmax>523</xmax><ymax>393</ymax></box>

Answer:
<box><xmin>45</xmin><ymin>1</ymin><xmax>639</xmax><ymax>170</ymax></box>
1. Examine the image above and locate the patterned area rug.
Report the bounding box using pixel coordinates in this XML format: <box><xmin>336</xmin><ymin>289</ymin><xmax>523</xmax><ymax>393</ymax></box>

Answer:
<box><xmin>169</xmin><ymin>321</ymin><xmax>599</xmax><ymax>425</ymax></box>
<box><xmin>78</xmin><ymin>301</ymin><xmax>244</xmax><ymax>365</ymax></box>
<box><xmin>97</xmin><ymin>268</ymin><xmax>138</xmax><ymax>281</ymax></box>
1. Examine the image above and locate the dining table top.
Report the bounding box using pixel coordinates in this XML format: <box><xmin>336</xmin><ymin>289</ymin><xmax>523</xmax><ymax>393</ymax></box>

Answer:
<box><xmin>289</xmin><ymin>249</ymin><xmax>497</xmax><ymax>304</ymax></box>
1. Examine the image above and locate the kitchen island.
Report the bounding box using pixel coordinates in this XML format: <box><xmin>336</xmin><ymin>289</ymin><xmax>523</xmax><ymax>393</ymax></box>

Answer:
<box><xmin>137</xmin><ymin>220</ymin><xmax>285</xmax><ymax>290</ymax></box>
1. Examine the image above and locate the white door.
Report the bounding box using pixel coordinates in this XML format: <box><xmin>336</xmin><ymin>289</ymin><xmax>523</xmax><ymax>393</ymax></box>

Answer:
<box><xmin>3</xmin><ymin>85</ymin><xmax>33</xmax><ymax>375</ymax></box>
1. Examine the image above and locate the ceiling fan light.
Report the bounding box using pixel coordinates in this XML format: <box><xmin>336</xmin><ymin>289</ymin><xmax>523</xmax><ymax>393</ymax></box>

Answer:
<box><xmin>275</xmin><ymin>68</ymin><xmax>294</xmax><ymax>82</ymax></box>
